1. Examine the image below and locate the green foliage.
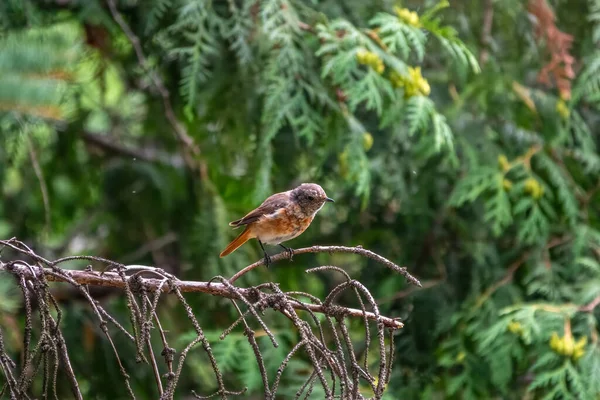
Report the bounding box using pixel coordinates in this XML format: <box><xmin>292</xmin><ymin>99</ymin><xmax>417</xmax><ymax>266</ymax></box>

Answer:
<box><xmin>167</xmin><ymin>1</ymin><xmax>221</xmax><ymax>109</ymax></box>
<box><xmin>0</xmin><ymin>21</ymin><xmax>83</xmax><ymax>120</ymax></box>
<box><xmin>1</xmin><ymin>0</ymin><xmax>600</xmax><ymax>399</ymax></box>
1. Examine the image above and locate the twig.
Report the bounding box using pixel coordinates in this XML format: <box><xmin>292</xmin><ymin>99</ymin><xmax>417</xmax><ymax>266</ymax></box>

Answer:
<box><xmin>105</xmin><ymin>0</ymin><xmax>206</xmax><ymax>177</ymax></box>
<box><xmin>143</xmin><ymin>293</ymin><xmax>164</xmax><ymax>396</ymax></box>
<box><xmin>377</xmin><ymin>279</ymin><xmax>442</xmax><ymax>304</ymax></box>
<box><xmin>298</xmin><ymin>21</ymin><xmax>315</xmax><ymax>33</ymax></box>
<box><xmin>476</xmin><ymin>252</ymin><xmax>531</xmax><ymax>308</ymax></box>
<box><xmin>479</xmin><ymin>0</ymin><xmax>494</xmax><ymax>65</ymax></box>
<box><xmin>476</xmin><ymin>236</ymin><xmax>571</xmax><ymax>307</ymax></box>
<box><xmin>579</xmin><ymin>295</ymin><xmax>600</xmax><ymax>313</ymax></box>
<box><xmin>26</xmin><ymin>133</ymin><xmax>51</xmax><ymax>234</ymax></box>
<box><xmin>229</xmin><ymin>245</ymin><xmax>421</xmax><ymax>287</ymax></box>
<box><xmin>82</xmin><ymin>132</ymin><xmax>185</xmax><ymax>168</ymax></box>
<box><xmin>0</xmin><ymin>262</ymin><xmax>403</xmax><ymax>329</ymax></box>
<box><xmin>1</xmin><ymin>238</ymin><xmax>402</xmax><ymax>399</ymax></box>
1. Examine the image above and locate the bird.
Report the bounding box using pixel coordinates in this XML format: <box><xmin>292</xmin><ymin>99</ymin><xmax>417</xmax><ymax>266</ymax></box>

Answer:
<box><xmin>219</xmin><ymin>183</ymin><xmax>334</xmax><ymax>267</ymax></box>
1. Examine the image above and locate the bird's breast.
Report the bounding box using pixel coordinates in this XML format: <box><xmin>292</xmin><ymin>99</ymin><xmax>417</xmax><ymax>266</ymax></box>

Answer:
<box><xmin>250</xmin><ymin>208</ymin><xmax>314</xmax><ymax>245</ymax></box>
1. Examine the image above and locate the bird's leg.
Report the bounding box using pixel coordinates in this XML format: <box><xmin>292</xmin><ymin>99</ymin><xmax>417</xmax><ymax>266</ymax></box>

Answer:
<box><xmin>258</xmin><ymin>240</ymin><xmax>271</xmax><ymax>268</ymax></box>
<box><xmin>279</xmin><ymin>244</ymin><xmax>294</xmax><ymax>261</ymax></box>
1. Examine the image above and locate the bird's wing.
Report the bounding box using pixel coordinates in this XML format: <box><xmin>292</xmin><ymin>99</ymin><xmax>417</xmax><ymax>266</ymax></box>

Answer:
<box><xmin>228</xmin><ymin>192</ymin><xmax>290</xmax><ymax>227</ymax></box>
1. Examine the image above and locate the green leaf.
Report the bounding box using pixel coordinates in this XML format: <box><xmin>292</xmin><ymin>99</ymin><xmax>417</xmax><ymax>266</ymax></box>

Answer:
<box><xmin>449</xmin><ymin>167</ymin><xmax>498</xmax><ymax>206</ymax></box>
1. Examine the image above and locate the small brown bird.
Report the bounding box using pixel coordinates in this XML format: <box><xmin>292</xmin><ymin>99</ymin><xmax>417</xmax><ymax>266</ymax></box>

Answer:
<box><xmin>219</xmin><ymin>183</ymin><xmax>334</xmax><ymax>266</ymax></box>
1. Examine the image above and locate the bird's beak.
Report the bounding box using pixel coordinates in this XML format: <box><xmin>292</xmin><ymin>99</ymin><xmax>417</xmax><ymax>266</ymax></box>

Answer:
<box><xmin>325</xmin><ymin>197</ymin><xmax>335</xmax><ymax>203</ymax></box>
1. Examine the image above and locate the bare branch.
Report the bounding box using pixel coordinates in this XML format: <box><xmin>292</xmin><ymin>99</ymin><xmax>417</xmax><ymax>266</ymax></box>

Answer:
<box><xmin>229</xmin><ymin>245</ymin><xmax>421</xmax><ymax>287</ymax></box>
<box><xmin>0</xmin><ymin>238</ymin><xmax>404</xmax><ymax>399</ymax></box>
<box><xmin>1</xmin><ymin>261</ymin><xmax>403</xmax><ymax>330</ymax></box>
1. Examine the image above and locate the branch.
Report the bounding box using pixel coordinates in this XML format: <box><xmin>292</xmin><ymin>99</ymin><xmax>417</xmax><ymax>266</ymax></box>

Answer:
<box><xmin>0</xmin><ymin>261</ymin><xmax>403</xmax><ymax>330</ymax></box>
<box><xmin>82</xmin><ymin>131</ymin><xmax>185</xmax><ymax>168</ymax></box>
<box><xmin>377</xmin><ymin>279</ymin><xmax>442</xmax><ymax>304</ymax></box>
<box><xmin>0</xmin><ymin>238</ymin><xmax>405</xmax><ymax>398</ymax></box>
<box><xmin>105</xmin><ymin>0</ymin><xmax>207</xmax><ymax>178</ymax></box>
<box><xmin>479</xmin><ymin>0</ymin><xmax>494</xmax><ymax>65</ymax></box>
<box><xmin>579</xmin><ymin>295</ymin><xmax>600</xmax><ymax>313</ymax></box>
<box><xmin>298</xmin><ymin>21</ymin><xmax>316</xmax><ymax>33</ymax></box>
<box><xmin>476</xmin><ymin>236</ymin><xmax>571</xmax><ymax>307</ymax></box>
<box><xmin>229</xmin><ymin>245</ymin><xmax>421</xmax><ymax>287</ymax></box>
<box><xmin>26</xmin><ymin>133</ymin><xmax>51</xmax><ymax>235</ymax></box>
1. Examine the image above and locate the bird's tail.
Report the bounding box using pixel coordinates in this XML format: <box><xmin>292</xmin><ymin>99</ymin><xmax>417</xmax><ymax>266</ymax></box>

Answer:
<box><xmin>220</xmin><ymin>226</ymin><xmax>254</xmax><ymax>257</ymax></box>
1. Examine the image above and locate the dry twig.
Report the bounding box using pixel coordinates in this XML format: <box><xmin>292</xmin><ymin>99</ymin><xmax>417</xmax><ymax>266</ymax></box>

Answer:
<box><xmin>0</xmin><ymin>238</ymin><xmax>410</xmax><ymax>399</ymax></box>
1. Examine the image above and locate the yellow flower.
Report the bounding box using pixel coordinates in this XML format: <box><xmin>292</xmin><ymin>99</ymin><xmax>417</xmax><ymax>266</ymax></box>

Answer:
<box><xmin>391</xmin><ymin>67</ymin><xmax>430</xmax><ymax>98</ymax></box>
<box><xmin>356</xmin><ymin>49</ymin><xmax>368</xmax><ymax>64</ymax></box>
<box><xmin>573</xmin><ymin>336</ymin><xmax>587</xmax><ymax>361</ymax></box>
<box><xmin>573</xmin><ymin>347</ymin><xmax>585</xmax><ymax>361</ymax></box>
<box><xmin>507</xmin><ymin>321</ymin><xmax>522</xmax><ymax>334</ymax></box>
<box><xmin>497</xmin><ymin>154</ymin><xmax>510</xmax><ymax>172</ymax></box>
<box><xmin>550</xmin><ymin>332</ymin><xmax>562</xmax><ymax>352</ymax></box>
<box><xmin>356</xmin><ymin>49</ymin><xmax>385</xmax><ymax>74</ymax></box>
<box><xmin>549</xmin><ymin>332</ymin><xmax>587</xmax><ymax>360</ymax></box>
<box><xmin>363</xmin><ymin>132</ymin><xmax>374</xmax><ymax>151</ymax></box>
<box><xmin>524</xmin><ymin>177</ymin><xmax>544</xmax><ymax>199</ymax></box>
<box><xmin>556</xmin><ymin>99</ymin><xmax>570</xmax><ymax>119</ymax></box>
<box><xmin>418</xmin><ymin>78</ymin><xmax>430</xmax><ymax>96</ymax></box>
<box><xmin>394</xmin><ymin>6</ymin><xmax>420</xmax><ymax>27</ymax></box>
<box><xmin>389</xmin><ymin>71</ymin><xmax>404</xmax><ymax>88</ymax></box>
<box><xmin>408</xmin><ymin>67</ymin><xmax>430</xmax><ymax>95</ymax></box>
<box><xmin>562</xmin><ymin>334</ymin><xmax>575</xmax><ymax>356</ymax></box>
<box><xmin>374</xmin><ymin>59</ymin><xmax>385</xmax><ymax>74</ymax></box>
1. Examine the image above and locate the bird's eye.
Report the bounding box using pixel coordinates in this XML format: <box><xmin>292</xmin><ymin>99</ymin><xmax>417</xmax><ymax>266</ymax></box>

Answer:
<box><xmin>307</xmin><ymin>195</ymin><xmax>315</xmax><ymax>201</ymax></box>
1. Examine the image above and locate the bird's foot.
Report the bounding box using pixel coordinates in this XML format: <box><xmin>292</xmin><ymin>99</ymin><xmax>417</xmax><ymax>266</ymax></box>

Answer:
<box><xmin>279</xmin><ymin>244</ymin><xmax>294</xmax><ymax>261</ymax></box>
<box><xmin>263</xmin><ymin>253</ymin><xmax>272</xmax><ymax>268</ymax></box>
<box><xmin>258</xmin><ymin>240</ymin><xmax>272</xmax><ymax>268</ymax></box>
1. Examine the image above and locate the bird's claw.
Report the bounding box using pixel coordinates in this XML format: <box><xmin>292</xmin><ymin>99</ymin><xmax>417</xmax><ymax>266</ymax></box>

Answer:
<box><xmin>264</xmin><ymin>253</ymin><xmax>272</xmax><ymax>268</ymax></box>
<box><xmin>279</xmin><ymin>245</ymin><xmax>294</xmax><ymax>261</ymax></box>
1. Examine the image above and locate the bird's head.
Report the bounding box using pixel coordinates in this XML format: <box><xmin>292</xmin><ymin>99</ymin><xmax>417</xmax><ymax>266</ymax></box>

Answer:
<box><xmin>291</xmin><ymin>183</ymin><xmax>334</xmax><ymax>216</ymax></box>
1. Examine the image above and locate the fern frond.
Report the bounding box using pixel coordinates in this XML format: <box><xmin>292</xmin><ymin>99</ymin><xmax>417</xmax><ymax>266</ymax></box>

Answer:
<box><xmin>514</xmin><ymin>198</ymin><xmax>550</xmax><ymax>244</ymax></box>
<box><xmin>564</xmin><ymin>148</ymin><xmax>600</xmax><ymax>174</ymax></box>
<box><xmin>420</xmin><ymin>13</ymin><xmax>480</xmax><ymax>74</ymax></box>
<box><xmin>449</xmin><ymin>167</ymin><xmax>498</xmax><ymax>206</ymax></box>
<box><xmin>484</xmin><ymin>178</ymin><xmax>512</xmax><ymax>236</ymax></box>
<box><xmin>581</xmin><ymin>347</ymin><xmax>600</xmax><ymax>397</ymax></box>
<box><xmin>225</xmin><ymin>0</ymin><xmax>255</xmax><ymax>65</ymax></box>
<box><xmin>572</xmin><ymin>52</ymin><xmax>600</xmax><ymax>105</ymax></box>
<box><xmin>568</xmin><ymin>110</ymin><xmax>596</xmax><ymax>151</ymax></box>
<box><xmin>346</xmin><ymin>69</ymin><xmax>393</xmax><ymax>115</ymax></box>
<box><xmin>144</xmin><ymin>0</ymin><xmax>174</xmax><ymax>34</ymax></box>
<box><xmin>370</xmin><ymin>12</ymin><xmax>426</xmax><ymax>60</ymax></box>
<box><xmin>403</xmin><ymin>95</ymin><xmax>430</xmax><ymax>134</ymax></box>
<box><xmin>259</xmin><ymin>0</ymin><xmax>324</xmax><ymax>144</ymax></box>
<box><xmin>535</xmin><ymin>153</ymin><xmax>579</xmax><ymax>225</ymax></box>
<box><xmin>0</xmin><ymin>22</ymin><xmax>82</xmax><ymax>120</ymax></box>
<box><xmin>589</xmin><ymin>0</ymin><xmax>600</xmax><ymax>43</ymax></box>
<box><xmin>212</xmin><ymin>335</ymin><xmax>240</xmax><ymax>373</ymax></box>
<box><xmin>431</xmin><ymin>111</ymin><xmax>453</xmax><ymax>151</ymax></box>
<box><xmin>167</xmin><ymin>2</ymin><xmax>221</xmax><ymax>109</ymax></box>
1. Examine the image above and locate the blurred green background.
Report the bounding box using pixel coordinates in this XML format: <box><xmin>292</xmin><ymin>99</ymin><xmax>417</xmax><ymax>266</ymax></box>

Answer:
<box><xmin>1</xmin><ymin>0</ymin><xmax>600</xmax><ymax>398</ymax></box>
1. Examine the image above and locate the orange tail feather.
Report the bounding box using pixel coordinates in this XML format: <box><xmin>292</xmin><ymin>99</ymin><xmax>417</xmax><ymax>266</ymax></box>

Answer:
<box><xmin>220</xmin><ymin>227</ymin><xmax>254</xmax><ymax>257</ymax></box>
